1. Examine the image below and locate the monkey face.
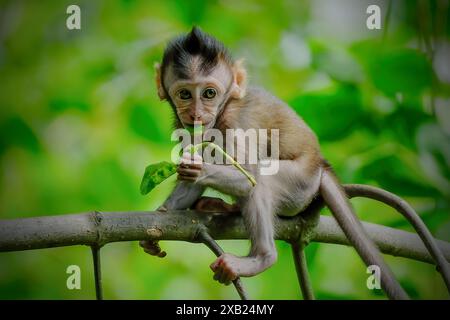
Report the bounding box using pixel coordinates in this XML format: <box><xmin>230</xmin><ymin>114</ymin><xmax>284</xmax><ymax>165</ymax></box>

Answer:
<box><xmin>155</xmin><ymin>27</ymin><xmax>247</xmax><ymax>128</ymax></box>
<box><xmin>164</xmin><ymin>61</ymin><xmax>233</xmax><ymax>127</ymax></box>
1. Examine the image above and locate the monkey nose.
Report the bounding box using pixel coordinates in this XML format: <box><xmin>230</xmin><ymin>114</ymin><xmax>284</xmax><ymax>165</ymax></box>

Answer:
<box><xmin>190</xmin><ymin>114</ymin><xmax>202</xmax><ymax>122</ymax></box>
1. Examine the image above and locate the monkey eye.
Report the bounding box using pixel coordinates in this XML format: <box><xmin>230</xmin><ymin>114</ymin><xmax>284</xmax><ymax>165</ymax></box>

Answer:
<box><xmin>178</xmin><ymin>89</ymin><xmax>192</xmax><ymax>100</ymax></box>
<box><xmin>202</xmin><ymin>88</ymin><xmax>217</xmax><ymax>99</ymax></box>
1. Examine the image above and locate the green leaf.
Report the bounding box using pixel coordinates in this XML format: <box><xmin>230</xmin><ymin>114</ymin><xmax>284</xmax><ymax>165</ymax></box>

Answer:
<box><xmin>140</xmin><ymin>161</ymin><xmax>177</xmax><ymax>195</ymax></box>
<box><xmin>0</xmin><ymin>116</ymin><xmax>41</xmax><ymax>153</ymax></box>
<box><xmin>129</xmin><ymin>104</ymin><xmax>167</xmax><ymax>143</ymax></box>
<box><xmin>202</xmin><ymin>187</ymin><xmax>235</xmax><ymax>204</ymax></box>
<box><xmin>355</xmin><ymin>155</ymin><xmax>439</xmax><ymax>198</ymax></box>
<box><xmin>290</xmin><ymin>85</ymin><xmax>364</xmax><ymax>141</ymax></box>
<box><xmin>368</xmin><ymin>49</ymin><xmax>432</xmax><ymax>97</ymax></box>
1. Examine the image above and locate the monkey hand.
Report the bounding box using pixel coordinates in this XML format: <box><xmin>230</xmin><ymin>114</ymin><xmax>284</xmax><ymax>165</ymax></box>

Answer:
<box><xmin>210</xmin><ymin>253</ymin><xmax>240</xmax><ymax>286</ymax></box>
<box><xmin>177</xmin><ymin>151</ymin><xmax>203</xmax><ymax>182</ymax></box>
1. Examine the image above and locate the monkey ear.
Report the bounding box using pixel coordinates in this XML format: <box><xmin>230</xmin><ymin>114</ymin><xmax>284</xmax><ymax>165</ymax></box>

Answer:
<box><xmin>231</xmin><ymin>59</ymin><xmax>247</xmax><ymax>99</ymax></box>
<box><xmin>154</xmin><ymin>62</ymin><xmax>167</xmax><ymax>100</ymax></box>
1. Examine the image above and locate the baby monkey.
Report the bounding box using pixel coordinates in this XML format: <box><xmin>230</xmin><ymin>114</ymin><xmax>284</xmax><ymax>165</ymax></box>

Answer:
<box><xmin>140</xmin><ymin>27</ymin><xmax>408</xmax><ymax>299</ymax></box>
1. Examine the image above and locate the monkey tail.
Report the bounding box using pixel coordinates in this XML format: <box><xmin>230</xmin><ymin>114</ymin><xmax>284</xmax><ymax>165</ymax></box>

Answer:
<box><xmin>319</xmin><ymin>167</ymin><xmax>409</xmax><ymax>300</ymax></box>
<box><xmin>344</xmin><ymin>184</ymin><xmax>450</xmax><ymax>293</ymax></box>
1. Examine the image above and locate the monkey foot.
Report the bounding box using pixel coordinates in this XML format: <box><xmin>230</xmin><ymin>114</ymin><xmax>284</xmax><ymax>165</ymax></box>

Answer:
<box><xmin>139</xmin><ymin>240</ymin><xmax>166</xmax><ymax>258</ymax></box>
<box><xmin>193</xmin><ymin>197</ymin><xmax>240</xmax><ymax>214</ymax></box>
<box><xmin>210</xmin><ymin>253</ymin><xmax>276</xmax><ymax>285</ymax></box>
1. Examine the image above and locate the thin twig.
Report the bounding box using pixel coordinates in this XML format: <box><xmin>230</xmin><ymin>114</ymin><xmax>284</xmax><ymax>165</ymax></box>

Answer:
<box><xmin>418</xmin><ymin>0</ymin><xmax>434</xmax><ymax>58</ymax></box>
<box><xmin>197</xmin><ymin>227</ymin><xmax>249</xmax><ymax>300</ymax></box>
<box><xmin>382</xmin><ymin>0</ymin><xmax>392</xmax><ymax>43</ymax></box>
<box><xmin>291</xmin><ymin>242</ymin><xmax>315</xmax><ymax>300</ymax></box>
<box><xmin>192</xmin><ymin>142</ymin><xmax>257</xmax><ymax>186</ymax></box>
<box><xmin>91</xmin><ymin>246</ymin><xmax>103</xmax><ymax>300</ymax></box>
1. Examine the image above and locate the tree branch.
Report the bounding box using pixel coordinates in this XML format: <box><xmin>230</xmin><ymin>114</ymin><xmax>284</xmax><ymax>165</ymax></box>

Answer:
<box><xmin>0</xmin><ymin>210</ymin><xmax>449</xmax><ymax>265</ymax></box>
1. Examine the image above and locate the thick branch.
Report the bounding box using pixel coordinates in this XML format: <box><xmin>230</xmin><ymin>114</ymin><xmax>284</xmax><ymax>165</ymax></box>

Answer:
<box><xmin>0</xmin><ymin>210</ymin><xmax>449</xmax><ymax>265</ymax></box>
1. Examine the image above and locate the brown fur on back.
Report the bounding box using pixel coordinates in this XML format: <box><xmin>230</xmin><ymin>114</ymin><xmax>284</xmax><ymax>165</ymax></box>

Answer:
<box><xmin>215</xmin><ymin>86</ymin><xmax>323</xmax><ymax>165</ymax></box>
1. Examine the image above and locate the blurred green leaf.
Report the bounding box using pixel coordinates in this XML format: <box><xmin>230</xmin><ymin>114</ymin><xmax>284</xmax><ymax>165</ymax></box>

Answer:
<box><xmin>84</xmin><ymin>159</ymin><xmax>139</xmax><ymax>209</ymax></box>
<box><xmin>417</xmin><ymin>123</ymin><xmax>450</xmax><ymax>197</ymax></box>
<box><xmin>172</xmin><ymin>0</ymin><xmax>210</xmax><ymax>25</ymax></box>
<box><xmin>369</xmin><ymin>106</ymin><xmax>433</xmax><ymax>150</ymax></box>
<box><xmin>129</xmin><ymin>103</ymin><xmax>167</xmax><ymax>143</ymax></box>
<box><xmin>356</xmin><ymin>155</ymin><xmax>440</xmax><ymax>197</ymax></box>
<box><xmin>290</xmin><ymin>85</ymin><xmax>364</xmax><ymax>141</ymax></box>
<box><xmin>368</xmin><ymin>49</ymin><xmax>433</xmax><ymax>97</ymax></box>
<box><xmin>0</xmin><ymin>116</ymin><xmax>40</xmax><ymax>153</ymax></box>
<box><xmin>400</xmin><ymin>279</ymin><xmax>421</xmax><ymax>299</ymax></box>
<box><xmin>49</xmin><ymin>96</ymin><xmax>90</xmax><ymax>113</ymax></box>
<box><xmin>305</xmin><ymin>242</ymin><xmax>320</xmax><ymax>268</ymax></box>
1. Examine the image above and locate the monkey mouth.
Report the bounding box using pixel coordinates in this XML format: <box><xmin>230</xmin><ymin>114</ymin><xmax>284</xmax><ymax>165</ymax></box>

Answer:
<box><xmin>183</xmin><ymin>120</ymin><xmax>213</xmax><ymax>130</ymax></box>
<box><xmin>184</xmin><ymin>123</ymin><xmax>205</xmax><ymax>134</ymax></box>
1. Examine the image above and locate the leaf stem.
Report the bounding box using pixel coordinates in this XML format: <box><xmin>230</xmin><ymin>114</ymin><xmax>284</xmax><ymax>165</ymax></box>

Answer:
<box><xmin>190</xmin><ymin>142</ymin><xmax>257</xmax><ymax>187</ymax></box>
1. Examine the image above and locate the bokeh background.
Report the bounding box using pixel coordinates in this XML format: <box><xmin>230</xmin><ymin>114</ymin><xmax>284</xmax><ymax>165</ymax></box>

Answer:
<box><xmin>0</xmin><ymin>0</ymin><xmax>449</xmax><ymax>299</ymax></box>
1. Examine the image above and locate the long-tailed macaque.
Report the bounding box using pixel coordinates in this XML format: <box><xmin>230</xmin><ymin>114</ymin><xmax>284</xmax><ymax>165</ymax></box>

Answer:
<box><xmin>139</xmin><ymin>27</ymin><xmax>442</xmax><ymax>300</ymax></box>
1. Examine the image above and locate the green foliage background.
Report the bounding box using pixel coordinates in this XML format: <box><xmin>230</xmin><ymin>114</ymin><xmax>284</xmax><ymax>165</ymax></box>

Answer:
<box><xmin>0</xmin><ymin>0</ymin><xmax>449</xmax><ymax>299</ymax></box>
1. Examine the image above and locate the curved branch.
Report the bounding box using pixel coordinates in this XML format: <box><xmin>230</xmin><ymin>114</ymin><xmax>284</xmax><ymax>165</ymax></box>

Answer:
<box><xmin>0</xmin><ymin>210</ymin><xmax>449</xmax><ymax>266</ymax></box>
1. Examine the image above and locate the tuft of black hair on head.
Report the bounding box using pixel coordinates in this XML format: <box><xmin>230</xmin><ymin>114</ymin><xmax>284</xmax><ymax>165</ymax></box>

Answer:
<box><xmin>161</xmin><ymin>26</ymin><xmax>232</xmax><ymax>79</ymax></box>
